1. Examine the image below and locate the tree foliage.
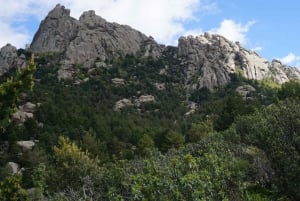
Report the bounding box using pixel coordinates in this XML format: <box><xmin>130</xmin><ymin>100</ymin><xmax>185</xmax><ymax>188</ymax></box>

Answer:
<box><xmin>52</xmin><ymin>136</ymin><xmax>100</xmax><ymax>190</ymax></box>
<box><xmin>0</xmin><ymin>56</ymin><xmax>36</xmax><ymax>132</ymax></box>
<box><xmin>2</xmin><ymin>52</ymin><xmax>300</xmax><ymax>200</ymax></box>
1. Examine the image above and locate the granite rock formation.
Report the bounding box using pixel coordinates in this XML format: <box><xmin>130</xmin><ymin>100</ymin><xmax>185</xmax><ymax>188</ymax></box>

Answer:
<box><xmin>178</xmin><ymin>33</ymin><xmax>300</xmax><ymax>89</ymax></box>
<box><xmin>28</xmin><ymin>4</ymin><xmax>300</xmax><ymax>88</ymax></box>
<box><xmin>0</xmin><ymin>44</ymin><xmax>28</xmax><ymax>75</ymax></box>
<box><xmin>30</xmin><ymin>4</ymin><xmax>163</xmax><ymax>80</ymax></box>
<box><xmin>11</xmin><ymin>102</ymin><xmax>37</xmax><ymax>125</ymax></box>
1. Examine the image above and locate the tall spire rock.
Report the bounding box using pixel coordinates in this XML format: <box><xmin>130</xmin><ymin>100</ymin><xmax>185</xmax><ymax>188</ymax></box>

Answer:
<box><xmin>30</xmin><ymin>4</ymin><xmax>78</xmax><ymax>53</ymax></box>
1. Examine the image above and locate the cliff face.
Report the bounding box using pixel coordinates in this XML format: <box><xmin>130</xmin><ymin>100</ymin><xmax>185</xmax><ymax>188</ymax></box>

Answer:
<box><xmin>178</xmin><ymin>33</ymin><xmax>299</xmax><ymax>89</ymax></box>
<box><xmin>29</xmin><ymin>4</ymin><xmax>300</xmax><ymax>87</ymax></box>
<box><xmin>30</xmin><ymin>4</ymin><xmax>77</xmax><ymax>53</ymax></box>
<box><xmin>30</xmin><ymin>4</ymin><xmax>163</xmax><ymax>79</ymax></box>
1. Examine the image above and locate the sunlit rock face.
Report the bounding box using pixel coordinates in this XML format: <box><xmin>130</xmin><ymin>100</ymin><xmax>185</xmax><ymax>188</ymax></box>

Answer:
<box><xmin>30</xmin><ymin>4</ymin><xmax>300</xmax><ymax>85</ymax></box>
<box><xmin>30</xmin><ymin>4</ymin><xmax>163</xmax><ymax>80</ymax></box>
<box><xmin>178</xmin><ymin>33</ymin><xmax>300</xmax><ymax>89</ymax></box>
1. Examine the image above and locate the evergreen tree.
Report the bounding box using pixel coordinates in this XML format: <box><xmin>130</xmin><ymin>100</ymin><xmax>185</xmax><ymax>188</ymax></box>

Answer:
<box><xmin>0</xmin><ymin>55</ymin><xmax>36</xmax><ymax>133</ymax></box>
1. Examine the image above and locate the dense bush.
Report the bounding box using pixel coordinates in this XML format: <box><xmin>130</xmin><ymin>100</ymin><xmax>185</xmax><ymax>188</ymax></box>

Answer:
<box><xmin>2</xmin><ymin>52</ymin><xmax>300</xmax><ymax>200</ymax></box>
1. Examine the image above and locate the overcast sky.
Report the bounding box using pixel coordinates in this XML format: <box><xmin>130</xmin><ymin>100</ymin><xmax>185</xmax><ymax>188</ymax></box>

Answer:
<box><xmin>0</xmin><ymin>0</ymin><xmax>299</xmax><ymax>67</ymax></box>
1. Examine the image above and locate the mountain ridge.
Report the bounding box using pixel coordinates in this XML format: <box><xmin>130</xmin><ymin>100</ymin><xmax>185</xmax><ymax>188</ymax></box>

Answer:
<box><xmin>1</xmin><ymin>4</ymin><xmax>300</xmax><ymax>88</ymax></box>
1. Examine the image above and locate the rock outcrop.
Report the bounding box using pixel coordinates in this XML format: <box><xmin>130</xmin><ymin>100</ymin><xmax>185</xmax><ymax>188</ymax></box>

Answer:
<box><xmin>30</xmin><ymin>4</ymin><xmax>78</xmax><ymax>53</ymax></box>
<box><xmin>28</xmin><ymin>5</ymin><xmax>300</xmax><ymax>88</ymax></box>
<box><xmin>282</xmin><ymin>65</ymin><xmax>300</xmax><ymax>81</ymax></box>
<box><xmin>134</xmin><ymin>95</ymin><xmax>155</xmax><ymax>107</ymax></box>
<box><xmin>16</xmin><ymin>140</ymin><xmax>36</xmax><ymax>152</ymax></box>
<box><xmin>178</xmin><ymin>33</ymin><xmax>300</xmax><ymax>89</ymax></box>
<box><xmin>236</xmin><ymin>85</ymin><xmax>256</xmax><ymax>100</ymax></box>
<box><xmin>6</xmin><ymin>162</ymin><xmax>21</xmax><ymax>175</ymax></box>
<box><xmin>112</xmin><ymin>78</ymin><xmax>125</xmax><ymax>86</ymax></box>
<box><xmin>114</xmin><ymin>95</ymin><xmax>155</xmax><ymax>111</ymax></box>
<box><xmin>0</xmin><ymin>44</ymin><xmax>28</xmax><ymax>75</ymax></box>
<box><xmin>31</xmin><ymin>4</ymin><xmax>163</xmax><ymax>80</ymax></box>
<box><xmin>114</xmin><ymin>98</ymin><xmax>133</xmax><ymax>111</ymax></box>
<box><xmin>184</xmin><ymin>101</ymin><xmax>198</xmax><ymax>116</ymax></box>
<box><xmin>11</xmin><ymin>102</ymin><xmax>37</xmax><ymax>125</ymax></box>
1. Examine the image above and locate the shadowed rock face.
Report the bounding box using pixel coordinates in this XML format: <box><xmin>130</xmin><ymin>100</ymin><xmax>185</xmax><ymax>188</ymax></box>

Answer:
<box><xmin>30</xmin><ymin>4</ymin><xmax>78</xmax><ymax>53</ymax></box>
<box><xmin>178</xmin><ymin>33</ymin><xmax>300</xmax><ymax>89</ymax></box>
<box><xmin>30</xmin><ymin>4</ymin><xmax>163</xmax><ymax>78</ymax></box>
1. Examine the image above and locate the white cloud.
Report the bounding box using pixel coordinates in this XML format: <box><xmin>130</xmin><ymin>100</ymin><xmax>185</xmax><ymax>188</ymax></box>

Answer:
<box><xmin>64</xmin><ymin>0</ymin><xmax>201</xmax><ymax>45</ymax></box>
<box><xmin>0</xmin><ymin>0</ymin><xmax>55</xmax><ymax>20</ymax></box>
<box><xmin>0</xmin><ymin>0</ymin><xmax>206</xmax><ymax>47</ymax></box>
<box><xmin>278</xmin><ymin>53</ymin><xmax>300</xmax><ymax>67</ymax></box>
<box><xmin>0</xmin><ymin>21</ymin><xmax>30</xmax><ymax>48</ymax></box>
<box><xmin>0</xmin><ymin>0</ymin><xmax>57</xmax><ymax>48</ymax></box>
<box><xmin>0</xmin><ymin>1</ymin><xmax>258</xmax><ymax>50</ymax></box>
<box><xmin>209</xmin><ymin>19</ymin><xmax>255</xmax><ymax>45</ymax></box>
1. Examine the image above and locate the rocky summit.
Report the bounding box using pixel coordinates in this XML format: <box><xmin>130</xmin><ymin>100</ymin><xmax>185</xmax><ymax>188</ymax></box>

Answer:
<box><xmin>2</xmin><ymin>4</ymin><xmax>299</xmax><ymax>88</ymax></box>
<box><xmin>178</xmin><ymin>33</ymin><xmax>299</xmax><ymax>89</ymax></box>
<box><xmin>30</xmin><ymin>4</ymin><xmax>163</xmax><ymax>80</ymax></box>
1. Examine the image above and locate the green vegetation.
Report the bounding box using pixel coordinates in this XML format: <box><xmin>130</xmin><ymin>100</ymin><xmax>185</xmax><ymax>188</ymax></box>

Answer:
<box><xmin>1</xmin><ymin>52</ymin><xmax>300</xmax><ymax>200</ymax></box>
<box><xmin>259</xmin><ymin>78</ymin><xmax>281</xmax><ymax>89</ymax></box>
<box><xmin>0</xmin><ymin>56</ymin><xmax>36</xmax><ymax>132</ymax></box>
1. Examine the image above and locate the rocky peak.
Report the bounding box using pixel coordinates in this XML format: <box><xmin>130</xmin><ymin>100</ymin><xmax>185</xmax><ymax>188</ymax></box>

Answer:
<box><xmin>28</xmin><ymin>5</ymin><xmax>300</xmax><ymax>85</ymax></box>
<box><xmin>79</xmin><ymin>10</ymin><xmax>108</xmax><ymax>29</ymax></box>
<box><xmin>30</xmin><ymin>4</ymin><xmax>78</xmax><ymax>53</ymax></box>
<box><xmin>80</xmin><ymin>10</ymin><xmax>101</xmax><ymax>21</ymax></box>
<box><xmin>178</xmin><ymin>33</ymin><xmax>300</xmax><ymax>89</ymax></box>
<box><xmin>48</xmin><ymin>4</ymin><xmax>71</xmax><ymax>19</ymax></box>
<box><xmin>30</xmin><ymin>5</ymin><xmax>164</xmax><ymax>80</ymax></box>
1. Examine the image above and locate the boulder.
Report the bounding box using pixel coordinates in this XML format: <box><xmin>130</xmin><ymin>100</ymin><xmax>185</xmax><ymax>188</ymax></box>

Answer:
<box><xmin>16</xmin><ymin>140</ymin><xmax>36</xmax><ymax>152</ymax></box>
<box><xmin>236</xmin><ymin>85</ymin><xmax>256</xmax><ymax>100</ymax></box>
<box><xmin>114</xmin><ymin>98</ymin><xmax>133</xmax><ymax>110</ymax></box>
<box><xmin>0</xmin><ymin>44</ymin><xmax>18</xmax><ymax>75</ymax></box>
<box><xmin>11</xmin><ymin>111</ymin><xmax>33</xmax><ymax>125</ymax></box>
<box><xmin>22</xmin><ymin>102</ymin><xmax>36</xmax><ymax>113</ymax></box>
<box><xmin>0</xmin><ymin>45</ymin><xmax>29</xmax><ymax>76</ymax></box>
<box><xmin>135</xmin><ymin>95</ymin><xmax>155</xmax><ymax>107</ymax></box>
<box><xmin>11</xmin><ymin>102</ymin><xmax>36</xmax><ymax>125</ymax></box>
<box><xmin>184</xmin><ymin>101</ymin><xmax>198</xmax><ymax>116</ymax></box>
<box><xmin>112</xmin><ymin>78</ymin><xmax>125</xmax><ymax>86</ymax></box>
<box><xmin>6</xmin><ymin>162</ymin><xmax>20</xmax><ymax>174</ymax></box>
